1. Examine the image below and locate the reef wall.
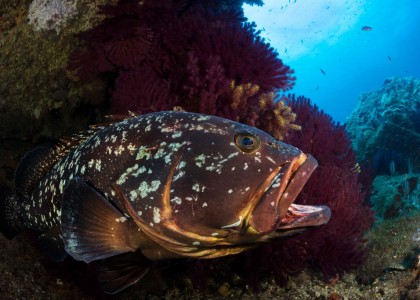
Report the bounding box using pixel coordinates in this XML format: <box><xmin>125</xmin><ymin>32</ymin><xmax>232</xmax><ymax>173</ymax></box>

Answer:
<box><xmin>346</xmin><ymin>77</ymin><xmax>420</xmax><ymax>221</ymax></box>
<box><xmin>346</xmin><ymin>77</ymin><xmax>420</xmax><ymax>172</ymax></box>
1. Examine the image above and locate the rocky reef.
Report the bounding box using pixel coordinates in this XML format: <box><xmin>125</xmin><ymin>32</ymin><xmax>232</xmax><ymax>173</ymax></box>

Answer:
<box><xmin>346</xmin><ymin>77</ymin><xmax>420</xmax><ymax>222</ymax></box>
<box><xmin>346</xmin><ymin>77</ymin><xmax>420</xmax><ymax>171</ymax></box>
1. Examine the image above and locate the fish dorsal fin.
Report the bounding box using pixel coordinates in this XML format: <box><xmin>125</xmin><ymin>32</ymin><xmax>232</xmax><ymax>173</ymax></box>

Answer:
<box><xmin>55</xmin><ymin>112</ymin><xmax>139</xmax><ymax>156</ymax></box>
<box><xmin>55</xmin><ymin>128</ymin><xmax>103</xmax><ymax>157</ymax></box>
<box><xmin>15</xmin><ymin>146</ymin><xmax>60</xmax><ymax>198</ymax></box>
<box><xmin>15</xmin><ymin>113</ymin><xmax>138</xmax><ymax>199</ymax></box>
<box><xmin>96</xmin><ymin>251</ymin><xmax>151</xmax><ymax>294</ymax></box>
<box><xmin>61</xmin><ymin>177</ymin><xmax>146</xmax><ymax>263</ymax></box>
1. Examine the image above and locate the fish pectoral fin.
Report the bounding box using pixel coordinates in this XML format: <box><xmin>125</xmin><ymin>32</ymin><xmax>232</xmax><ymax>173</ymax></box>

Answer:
<box><xmin>96</xmin><ymin>251</ymin><xmax>151</xmax><ymax>294</ymax></box>
<box><xmin>37</xmin><ymin>232</ymin><xmax>67</xmax><ymax>262</ymax></box>
<box><xmin>61</xmin><ymin>177</ymin><xmax>143</xmax><ymax>263</ymax></box>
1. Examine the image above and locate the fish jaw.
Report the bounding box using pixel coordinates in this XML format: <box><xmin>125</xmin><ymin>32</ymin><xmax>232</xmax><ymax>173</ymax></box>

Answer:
<box><xmin>247</xmin><ymin>153</ymin><xmax>324</xmax><ymax>234</ymax></box>
<box><xmin>276</xmin><ymin>204</ymin><xmax>331</xmax><ymax>230</ymax></box>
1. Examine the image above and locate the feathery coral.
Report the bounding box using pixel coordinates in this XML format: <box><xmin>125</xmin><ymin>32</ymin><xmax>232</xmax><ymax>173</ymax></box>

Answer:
<box><xmin>68</xmin><ymin>0</ymin><xmax>297</xmax><ymax>138</ymax></box>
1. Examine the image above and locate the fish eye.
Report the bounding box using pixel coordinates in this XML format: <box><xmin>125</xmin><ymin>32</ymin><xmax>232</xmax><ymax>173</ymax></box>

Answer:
<box><xmin>234</xmin><ymin>132</ymin><xmax>260</xmax><ymax>153</ymax></box>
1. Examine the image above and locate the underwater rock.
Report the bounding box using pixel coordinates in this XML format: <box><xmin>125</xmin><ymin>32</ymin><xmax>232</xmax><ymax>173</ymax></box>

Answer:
<box><xmin>370</xmin><ymin>173</ymin><xmax>420</xmax><ymax>220</ymax></box>
<box><xmin>346</xmin><ymin>77</ymin><xmax>420</xmax><ymax>172</ymax></box>
<box><xmin>0</xmin><ymin>1</ymin><xmax>116</xmax><ymax>141</ymax></box>
<box><xmin>28</xmin><ymin>0</ymin><xmax>78</xmax><ymax>33</ymax></box>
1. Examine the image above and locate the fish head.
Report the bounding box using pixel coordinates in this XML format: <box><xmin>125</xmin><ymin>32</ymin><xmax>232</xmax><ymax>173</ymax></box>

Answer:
<box><xmin>118</xmin><ymin>112</ymin><xmax>330</xmax><ymax>258</ymax></box>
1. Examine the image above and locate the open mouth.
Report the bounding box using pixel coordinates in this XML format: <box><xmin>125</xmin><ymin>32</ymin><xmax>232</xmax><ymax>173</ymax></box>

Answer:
<box><xmin>277</xmin><ymin>203</ymin><xmax>331</xmax><ymax>230</ymax></box>
<box><xmin>248</xmin><ymin>153</ymin><xmax>331</xmax><ymax>234</ymax></box>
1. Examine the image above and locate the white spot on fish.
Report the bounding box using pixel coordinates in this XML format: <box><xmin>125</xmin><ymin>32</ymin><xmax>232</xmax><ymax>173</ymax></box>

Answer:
<box><xmin>202</xmin><ymin>202</ymin><xmax>208</xmax><ymax>207</ymax></box>
<box><xmin>228</xmin><ymin>189</ymin><xmax>233</xmax><ymax>194</ymax></box>
<box><xmin>243</xmin><ymin>163</ymin><xmax>248</xmax><ymax>170</ymax></box>
<box><xmin>117</xmin><ymin>164</ymin><xmax>139</xmax><ymax>185</ymax></box>
<box><xmin>266</xmin><ymin>156</ymin><xmax>276</xmax><ymax>164</ymax></box>
<box><xmin>153</xmin><ymin>207</ymin><xmax>161</xmax><ymax>223</ymax></box>
<box><xmin>127</xmin><ymin>143</ymin><xmax>136</xmax><ymax>153</ymax></box>
<box><xmin>115</xmin><ymin>216</ymin><xmax>127</xmax><ymax>223</ymax></box>
<box><xmin>171</xmin><ymin>196</ymin><xmax>182</xmax><ymax>205</ymax></box>
<box><xmin>172</xmin><ymin>132</ymin><xmax>182</xmax><ymax>138</ymax></box>
<box><xmin>221</xmin><ymin>216</ymin><xmax>242</xmax><ymax>229</ymax></box>
<box><xmin>192</xmin><ymin>241</ymin><xmax>200</xmax><ymax>246</ymax></box>
<box><xmin>139</xmin><ymin>181</ymin><xmax>160</xmax><ymax>198</ymax></box>
<box><xmin>197</xmin><ymin>115</ymin><xmax>211</xmax><ymax>121</ymax></box>
<box><xmin>192</xmin><ymin>183</ymin><xmax>200</xmax><ymax>192</ymax></box>
<box><xmin>195</xmin><ymin>154</ymin><xmax>206</xmax><ymax>167</ymax></box>
<box><xmin>211</xmin><ymin>232</ymin><xmax>219</xmax><ymax>237</ymax></box>
<box><xmin>173</xmin><ymin>170</ymin><xmax>185</xmax><ymax>181</ymax></box>
<box><xmin>114</xmin><ymin>145</ymin><xmax>125</xmax><ymax>155</ymax></box>
<box><xmin>136</xmin><ymin>146</ymin><xmax>152</xmax><ymax>160</ymax></box>
<box><xmin>129</xmin><ymin>190</ymin><xmax>138</xmax><ymax>201</ymax></box>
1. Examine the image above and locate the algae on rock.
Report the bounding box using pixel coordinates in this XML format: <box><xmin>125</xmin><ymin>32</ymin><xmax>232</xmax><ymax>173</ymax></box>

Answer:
<box><xmin>0</xmin><ymin>0</ymin><xmax>115</xmax><ymax>141</ymax></box>
<box><xmin>346</xmin><ymin>77</ymin><xmax>420</xmax><ymax>170</ymax></box>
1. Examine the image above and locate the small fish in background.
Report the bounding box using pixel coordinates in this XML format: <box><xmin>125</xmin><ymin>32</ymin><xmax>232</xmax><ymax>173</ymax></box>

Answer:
<box><xmin>320</xmin><ymin>69</ymin><xmax>326</xmax><ymax>75</ymax></box>
<box><xmin>300</xmin><ymin>39</ymin><xmax>304</xmax><ymax>44</ymax></box>
<box><xmin>0</xmin><ymin>111</ymin><xmax>330</xmax><ymax>294</ymax></box>
<box><xmin>388</xmin><ymin>56</ymin><xmax>392</xmax><ymax>61</ymax></box>
<box><xmin>284</xmin><ymin>48</ymin><xmax>288</xmax><ymax>53</ymax></box>
<box><xmin>361</xmin><ymin>25</ymin><xmax>373</xmax><ymax>31</ymax></box>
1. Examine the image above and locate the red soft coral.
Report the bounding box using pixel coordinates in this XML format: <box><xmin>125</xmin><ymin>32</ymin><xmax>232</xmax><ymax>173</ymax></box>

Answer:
<box><xmin>68</xmin><ymin>0</ymin><xmax>295</xmax><ymax>116</ymax></box>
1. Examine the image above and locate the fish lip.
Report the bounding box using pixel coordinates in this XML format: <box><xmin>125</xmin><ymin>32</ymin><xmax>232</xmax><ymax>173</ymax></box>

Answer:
<box><xmin>275</xmin><ymin>154</ymin><xmax>331</xmax><ymax>230</ymax></box>
<box><xmin>276</xmin><ymin>154</ymin><xmax>318</xmax><ymax>221</ymax></box>
<box><xmin>276</xmin><ymin>204</ymin><xmax>331</xmax><ymax>230</ymax></box>
<box><xmin>248</xmin><ymin>153</ymin><xmax>320</xmax><ymax>234</ymax></box>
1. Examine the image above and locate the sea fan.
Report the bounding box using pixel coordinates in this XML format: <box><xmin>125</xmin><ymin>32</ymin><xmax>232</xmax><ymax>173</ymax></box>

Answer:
<box><xmin>68</xmin><ymin>0</ymin><xmax>295</xmax><ymax>123</ymax></box>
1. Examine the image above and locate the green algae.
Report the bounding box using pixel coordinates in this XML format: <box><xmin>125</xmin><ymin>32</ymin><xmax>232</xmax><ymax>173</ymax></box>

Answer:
<box><xmin>0</xmin><ymin>1</ymin><xmax>110</xmax><ymax>141</ymax></box>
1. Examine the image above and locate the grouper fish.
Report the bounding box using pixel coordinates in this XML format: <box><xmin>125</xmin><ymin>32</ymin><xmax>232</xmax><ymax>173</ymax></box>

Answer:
<box><xmin>0</xmin><ymin>111</ymin><xmax>330</xmax><ymax>293</ymax></box>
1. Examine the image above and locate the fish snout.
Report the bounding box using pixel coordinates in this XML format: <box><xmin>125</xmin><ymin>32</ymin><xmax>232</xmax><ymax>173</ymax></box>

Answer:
<box><xmin>247</xmin><ymin>153</ymin><xmax>323</xmax><ymax>235</ymax></box>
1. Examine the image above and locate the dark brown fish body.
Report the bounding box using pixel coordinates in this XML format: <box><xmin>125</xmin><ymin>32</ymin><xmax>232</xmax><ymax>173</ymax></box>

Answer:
<box><xmin>0</xmin><ymin>111</ymin><xmax>330</xmax><ymax>293</ymax></box>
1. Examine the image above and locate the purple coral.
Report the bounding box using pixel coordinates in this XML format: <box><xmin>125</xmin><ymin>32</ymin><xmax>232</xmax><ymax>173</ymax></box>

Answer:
<box><xmin>68</xmin><ymin>0</ymin><xmax>295</xmax><ymax>120</ymax></box>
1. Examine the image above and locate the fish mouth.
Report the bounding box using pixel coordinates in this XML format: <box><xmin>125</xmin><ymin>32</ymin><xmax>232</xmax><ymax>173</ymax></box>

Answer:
<box><xmin>276</xmin><ymin>203</ymin><xmax>331</xmax><ymax>230</ymax></box>
<box><xmin>248</xmin><ymin>153</ymin><xmax>331</xmax><ymax>234</ymax></box>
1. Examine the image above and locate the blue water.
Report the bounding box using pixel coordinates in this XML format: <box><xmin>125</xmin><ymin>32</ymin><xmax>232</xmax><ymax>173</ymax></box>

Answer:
<box><xmin>244</xmin><ymin>0</ymin><xmax>420</xmax><ymax>123</ymax></box>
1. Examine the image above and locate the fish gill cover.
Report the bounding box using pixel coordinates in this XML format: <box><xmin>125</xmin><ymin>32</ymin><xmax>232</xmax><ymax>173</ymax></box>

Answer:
<box><xmin>64</xmin><ymin>0</ymin><xmax>374</xmax><ymax>289</ymax></box>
